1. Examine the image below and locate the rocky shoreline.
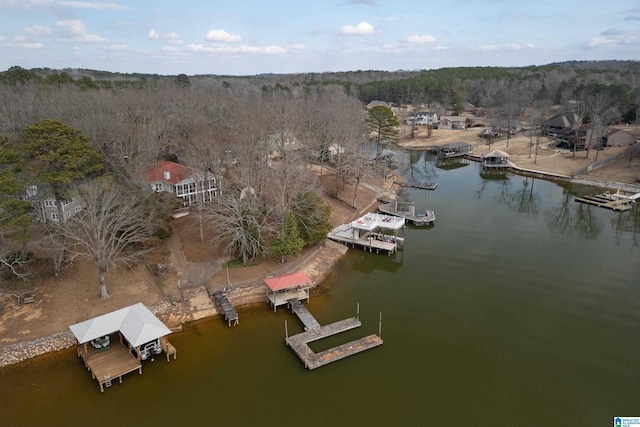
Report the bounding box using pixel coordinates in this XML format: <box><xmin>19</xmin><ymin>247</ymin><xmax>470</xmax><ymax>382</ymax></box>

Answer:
<box><xmin>0</xmin><ymin>241</ymin><xmax>347</xmax><ymax>368</ymax></box>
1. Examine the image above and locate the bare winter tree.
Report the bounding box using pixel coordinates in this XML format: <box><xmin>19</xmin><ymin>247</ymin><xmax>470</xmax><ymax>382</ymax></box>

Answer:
<box><xmin>585</xmin><ymin>92</ymin><xmax>614</xmax><ymax>160</ymax></box>
<box><xmin>61</xmin><ymin>178</ymin><xmax>159</xmax><ymax>299</ymax></box>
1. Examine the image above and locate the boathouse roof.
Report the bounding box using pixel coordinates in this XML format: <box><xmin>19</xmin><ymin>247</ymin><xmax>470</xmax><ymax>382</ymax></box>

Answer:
<box><xmin>483</xmin><ymin>149</ymin><xmax>510</xmax><ymax>159</ymax></box>
<box><xmin>264</xmin><ymin>271</ymin><xmax>312</xmax><ymax>292</ymax></box>
<box><xmin>69</xmin><ymin>302</ymin><xmax>172</xmax><ymax>347</ymax></box>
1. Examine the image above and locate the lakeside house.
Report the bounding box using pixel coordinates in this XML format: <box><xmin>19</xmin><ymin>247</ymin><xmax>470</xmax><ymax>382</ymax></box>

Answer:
<box><xmin>145</xmin><ymin>160</ymin><xmax>220</xmax><ymax>206</ymax></box>
<box><xmin>438</xmin><ymin>116</ymin><xmax>467</xmax><ymax>130</ymax></box>
<box><xmin>25</xmin><ymin>184</ymin><xmax>85</xmax><ymax>223</ymax></box>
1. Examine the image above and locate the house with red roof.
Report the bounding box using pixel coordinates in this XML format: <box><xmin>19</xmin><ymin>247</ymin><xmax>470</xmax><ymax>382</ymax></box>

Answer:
<box><xmin>145</xmin><ymin>160</ymin><xmax>220</xmax><ymax>206</ymax></box>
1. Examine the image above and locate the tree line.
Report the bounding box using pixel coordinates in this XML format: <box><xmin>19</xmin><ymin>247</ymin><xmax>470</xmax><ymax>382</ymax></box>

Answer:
<box><xmin>0</xmin><ymin>75</ymin><xmax>381</xmax><ymax>299</ymax></box>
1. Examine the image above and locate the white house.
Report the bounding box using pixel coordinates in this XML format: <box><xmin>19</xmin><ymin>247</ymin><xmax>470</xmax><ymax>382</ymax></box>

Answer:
<box><xmin>145</xmin><ymin>160</ymin><xmax>220</xmax><ymax>206</ymax></box>
<box><xmin>415</xmin><ymin>111</ymin><xmax>438</xmax><ymax>126</ymax></box>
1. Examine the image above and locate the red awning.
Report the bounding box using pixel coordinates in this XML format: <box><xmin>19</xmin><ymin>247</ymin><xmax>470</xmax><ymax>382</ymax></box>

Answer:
<box><xmin>264</xmin><ymin>272</ymin><xmax>312</xmax><ymax>292</ymax></box>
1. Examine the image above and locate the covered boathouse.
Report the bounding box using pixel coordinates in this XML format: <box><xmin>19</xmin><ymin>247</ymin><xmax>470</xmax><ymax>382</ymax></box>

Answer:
<box><xmin>327</xmin><ymin>213</ymin><xmax>405</xmax><ymax>255</ymax></box>
<box><xmin>265</xmin><ymin>271</ymin><xmax>313</xmax><ymax>311</ymax></box>
<box><xmin>69</xmin><ymin>303</ymin><xmax>176</xmax><ymax>392</ymax></box>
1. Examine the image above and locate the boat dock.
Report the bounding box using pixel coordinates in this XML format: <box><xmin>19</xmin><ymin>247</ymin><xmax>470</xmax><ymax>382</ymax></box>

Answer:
<box><xmin>284</xmin><ymin>302</ymin><xmax>383</xmax><ymax>370</ymax></box>
<box><xmin>377</xmin><ymin>201</ymin><xmax>435</xmax><ymax>226</ymax></box>
<box><xmin>77</xmin><ymin>341</ymin><xmax>142</xmax><ymax>392</ymax></box>
<box><xmin>209</xmin><ymin>290</ymin><xmax>239</xmax><ymax>326</ymax></box>
<box><xmin>288</xmin><ymin>299</ymin><xmax>320</xmax><ymax>331</ymax></box>
<box><xmin>327</xmin><ymin>213</ymin><xmax>405</xmax><ymax>255</ymax></box>
<box><xmin>574</xmin><ymin>193</ymin><xmax>636</xmax><ymax>212</ymax></box>
<box><xmin>394</xmin><ymin>181</ymin><xmax>438</xmax><ymax>190</ymax></box>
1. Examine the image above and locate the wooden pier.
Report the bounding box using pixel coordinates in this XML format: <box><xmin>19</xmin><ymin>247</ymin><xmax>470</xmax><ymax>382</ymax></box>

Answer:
<box><xmin>394</xmin><ymin>181</ymin><xmax>438</xmax><ymax>190</ymax></box>
<box><xmin>288</xmin><ymin>299</ymin><xmax>320</xmax><ymax>331</ymax></box>
<box><xmin>77</xmin><ymin>341</ymin><xmax>142</xmax><ymax>392</ymax></box>
<box><xmin>210</xmin><ymin>290</ymin><xmax>239</xmax><ymax>326</ymax></box>
<box><xmin>284</xmin><ymin>303</ymin><xmax>383</xmax><ymax>370</ymax></box>
<box><xmin>377</xmin><ymin>201</ymin><xmax>435</xmax><ymax>226</ymax></box>
<box><xmin>574</xmin><ymin>194</ymin><xmax>634</xmax><ymax>212</ymax></box>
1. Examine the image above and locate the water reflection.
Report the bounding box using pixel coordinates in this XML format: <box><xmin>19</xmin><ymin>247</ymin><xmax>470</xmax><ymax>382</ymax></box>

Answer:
<box><xmin>350</xmin><ymin>250</ymin><xmax>404</xmax><ymax>274</ymax></box>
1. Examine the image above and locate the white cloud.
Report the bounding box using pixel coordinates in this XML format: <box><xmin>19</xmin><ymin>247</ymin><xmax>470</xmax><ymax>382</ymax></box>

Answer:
<box><xmin>340</xmin><ymin>21</ymin><xmax>374</xmax><ymax>36</ymax></box>
<box><xmin>52</xmin><ymin>19</ymin><xmax>107</xmax><ymax>43</ymax></box>
<box><xmin>186</xmin><ymin>43</ymin><xmax>296</xmax><ymax>54</ymax></box>
<box><xmin>478</xmin><ymin>43</ymin><xmax>527</xmax><ymax>51</ymax></box>
<box><xmin>406</xmin><ymin>34</ymin><xmax>436</xmax><ymax>44</ymax></box>
<box><xmin>586</xmin><ymin>28</ymin><xmax>639</xmax><ymax>47</ymax></box>
<box><xmin>0</xmin><ymin>0</ymin><xmax>130</xmax><ymax>10</ymax></box>
<box><xmin>25</xmin><ymin>25</ymin><xmax>52</xmax><ymax>36</ymax></box>
<box><xmin>205</xmin><ymin>29</ymin><xmax>242</xmax><ymax>42</ymax></box>
<box><xmin>148</xmin><ymin>29</ymin><xmax>181</xmax><ymax>43</ymax></box>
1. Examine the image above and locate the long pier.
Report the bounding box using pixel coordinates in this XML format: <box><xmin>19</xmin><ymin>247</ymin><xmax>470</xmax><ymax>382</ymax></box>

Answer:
<box><xmin>210</xmin><ymin>290</ymin><xmax>239</xmax><ymax>326</ymax></box>
<box><xmin>284</xmin><ymin>302</ymin><xmax>383</xmax><ymax>370</ymax></box>
<box><xmin>574</xmin><ymin>193</ymin><xmax>634</xmax><ymax>212</ymax></box>
<box><xmin>377</xmin><ymin>201</ymin><xmax>435</xmax><ymax>226</ymax></box>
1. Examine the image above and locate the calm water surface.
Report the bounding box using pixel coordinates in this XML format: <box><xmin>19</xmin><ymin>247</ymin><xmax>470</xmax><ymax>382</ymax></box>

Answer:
<box><xmin>1</xmin><ymin>154</ymin><xmax>639</xmax><ymax>426</ymax></box>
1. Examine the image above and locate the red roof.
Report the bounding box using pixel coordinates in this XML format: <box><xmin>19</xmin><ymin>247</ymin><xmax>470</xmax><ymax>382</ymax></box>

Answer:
<box><xmin>264</xmin><ymin>272</ymin><xmax>312</xmax><ymax>291</ymax></box>
<box><xmin>145</xmin><ymin>160</ymin><xmax>194</xmax><ymax>185</ymax></box>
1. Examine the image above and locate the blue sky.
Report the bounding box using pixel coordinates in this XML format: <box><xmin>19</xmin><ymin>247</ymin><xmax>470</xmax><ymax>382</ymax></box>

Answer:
<box><xmin>0</xmin><ymin>0</ymin><xmax>639</xmax><ymax>76</ymax></box>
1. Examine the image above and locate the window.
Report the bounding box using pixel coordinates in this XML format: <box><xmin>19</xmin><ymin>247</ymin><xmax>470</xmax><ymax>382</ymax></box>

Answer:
<box><xmin>50</xmin><ymin>213</ymin><xmax>59</xmax><ymax>221</ymax></box>
<box><xmin>44</xmin><ymin>200</ymin><xmax>56</xmax><ymax>207</ymax></box>
<box><xmin>66</xmin><ymin>210</ymin><xmax>71</xmax><ymax>217</ymax></box>
<box><xmin>75</xmin><ymin>205</ymin><xmax>82</xmax><ymax>212</ymax></box>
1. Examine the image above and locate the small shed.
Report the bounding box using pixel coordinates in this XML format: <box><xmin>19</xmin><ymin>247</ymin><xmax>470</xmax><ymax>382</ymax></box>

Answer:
<box><xmin>264</xmin><ymin>271</ymin><xmax>313</xmax><ymax>311</ymax></box>
<box><xmin>482</xmin><ymin>150</ymin><xmax>511</xmax><ymax>168</ymax></box>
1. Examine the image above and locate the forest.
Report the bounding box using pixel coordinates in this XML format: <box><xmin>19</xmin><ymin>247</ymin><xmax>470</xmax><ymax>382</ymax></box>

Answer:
<box><xmin>0</xmin><ymin>60</ymin><xmax>639</xmax><ymax>298</ymax></box>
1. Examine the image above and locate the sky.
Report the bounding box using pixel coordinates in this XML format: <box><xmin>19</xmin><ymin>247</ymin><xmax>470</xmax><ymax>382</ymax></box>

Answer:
<box><xmin>0</xmin><ymin>0</ymin><xmax>639</xmax><ymax>76</ymax></box>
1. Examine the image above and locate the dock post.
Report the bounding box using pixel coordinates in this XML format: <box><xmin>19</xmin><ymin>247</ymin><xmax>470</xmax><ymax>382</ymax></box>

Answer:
<box><xmin>357</xmin><ymin>302</ymin><xmax>360</xmax><ymax>321</ymax></box>
<box><xmin>379</xmin><ymin>312</ymin><xmax>382</xmax><ymax>339</ymax></box>
<box><xmin>285</xmin><ymin>320</ymin><xmax>288</xmax><ymax>340</ymax></box>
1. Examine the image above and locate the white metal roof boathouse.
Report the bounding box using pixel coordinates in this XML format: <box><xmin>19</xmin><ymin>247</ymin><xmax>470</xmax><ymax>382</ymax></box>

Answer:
<box><xmin>327</xmin><ymin>213</ymin><xmax>405</xmax><ymax>255</ymax></box>
<box><xmin>69</xmin><ymin>303</ymin><xmax>176</xmax><ymax>392</ymax></box>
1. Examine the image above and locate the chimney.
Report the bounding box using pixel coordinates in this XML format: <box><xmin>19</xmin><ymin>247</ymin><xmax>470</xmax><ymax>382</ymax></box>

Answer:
<box><xmin>163</xmin><ymin>170</ymin><xmax>170</xmax><ymax>180</ymax></box>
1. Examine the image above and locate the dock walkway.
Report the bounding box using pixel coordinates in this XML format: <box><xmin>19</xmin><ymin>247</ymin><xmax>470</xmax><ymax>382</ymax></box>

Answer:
<box><xmin>377</xmin><ymin>201</ymin><xmax>435</xmax><ymax>226</ymax></box>
<box><xmin>574</xmin><ymin>194</ymin><xmax>634</xmax><ymax>212</ymax></box>
<box><xmin>288</xmin><ymin>299</ymin><xmax>320</xmax><ymax>331</ymax></box>
<box><xmin>286</xmin><ymin>317</ymin><xmax>383</xmax><ymax>369</ymax></box>
<box><xmin>285</xmin><ymin>304</ymin><xmax>383</xmax><ymax>369</ymax></box>
<box><xmin>210</xmin><ymin>290</ymin><xmax>239</xmax><ymax>326</ymax></box>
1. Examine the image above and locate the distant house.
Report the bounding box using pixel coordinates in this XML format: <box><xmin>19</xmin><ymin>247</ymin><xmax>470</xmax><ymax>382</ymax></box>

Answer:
<box><xmin>26</xmin><ymin>185</ymin><xmax>85</xmax><ymax>223</ymax></box>
<box><xmin>558</xmin><ymin>124</ymin><xmax>635</xmax><ymax>151</ymax></box>
<box><xmin>414</xmin><ymin>111</ymin><xmax>438</xmax><ymax>126</ymax></box>
<box><xmin>263</xmin><ymin>132</ymin><xmax>303</xmax><ymax>159</ymax></box>
<box><xmin>439</xmin><ymin>116</ymin><xmax>467</xmax><ymax>130</ymax></box>
<box><xmin>145</xmin><ymin>160</ymin><xmax>219</xmax><ymax>206</ymax></box>
<box><xmin>543</xmin><ymin>112</ymin><xmax>579</xmax><ymax>135</ymax></box>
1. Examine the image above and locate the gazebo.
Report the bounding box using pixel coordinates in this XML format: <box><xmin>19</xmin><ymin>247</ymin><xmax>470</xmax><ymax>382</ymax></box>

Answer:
<box><xmin>264</xmin><ymin>271</ymin><xmax>313</xmax><ymax>311</ymax></box>
<box><xmin>69</xmin><ymin>303</ymin><xmax>176</xmax><ymax>391</ymax></box>
<box><xmin>482</xmin><ymin>150</ymin><xmax>511</xmax><ymax>169</ymax></box>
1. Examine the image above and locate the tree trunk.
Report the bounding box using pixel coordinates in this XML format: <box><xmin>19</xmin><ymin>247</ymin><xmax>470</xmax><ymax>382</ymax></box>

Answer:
<box><xmin>98</xmin><ymin>268</ymin><xmax>110</xmax><ymax>299</ymax></box>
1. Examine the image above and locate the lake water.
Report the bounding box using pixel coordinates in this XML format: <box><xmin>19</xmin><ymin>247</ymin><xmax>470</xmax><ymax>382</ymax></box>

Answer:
<box><xmin>1</xmin><ymin>153</ymin><xmax>639</xmax><ymax>426</ymax></box>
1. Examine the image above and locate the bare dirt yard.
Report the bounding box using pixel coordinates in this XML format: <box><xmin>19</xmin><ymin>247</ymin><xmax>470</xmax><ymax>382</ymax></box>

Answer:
<box><xmin>0</xmin><ymin>166</ymin><xmax>393</xmax><ymax>356</ymax></box>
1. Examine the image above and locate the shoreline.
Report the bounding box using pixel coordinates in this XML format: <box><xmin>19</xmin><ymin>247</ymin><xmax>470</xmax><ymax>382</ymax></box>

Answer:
<box><xmin>2</xmin><ymin>146</ymin><xmax>639</xmax><ymax>368</ymax></box>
